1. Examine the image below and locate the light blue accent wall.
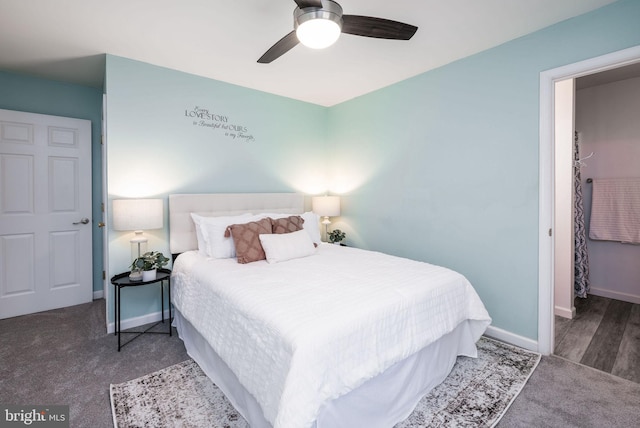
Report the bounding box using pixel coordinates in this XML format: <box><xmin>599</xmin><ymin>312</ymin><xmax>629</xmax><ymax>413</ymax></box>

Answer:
<box><xmin>0</xmin><ymin>70</ymin><xmax>104</xmax><ymax>293</ymax></box>
<box><xmin>104</xmin><ymin>55</ymin><xmax>327</xmax><ymax>322</ymax></box>
<box><xmin>326</xmin><ymin>0</ymin><xmax>640</xmax><ymax>340</ymax></box>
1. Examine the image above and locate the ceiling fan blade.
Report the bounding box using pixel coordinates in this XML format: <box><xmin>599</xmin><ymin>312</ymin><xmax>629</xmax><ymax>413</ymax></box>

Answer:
<box><xmin>342</xmin><ymin>15</ymin><xmax>418</xmax><ymax>40</ymax></box>
<box><xmin>257</xmin><ymin>31</ymin><xmax>300</xmax><ymax>63</ymax></box>
<box><xmin>294</xmin><ymin>0</ymin><xmax>322</xmax><ymax>8</ymax></box>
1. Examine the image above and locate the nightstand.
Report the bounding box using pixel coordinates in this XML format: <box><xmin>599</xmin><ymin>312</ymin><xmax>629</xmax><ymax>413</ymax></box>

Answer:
<box><xmin>111</xmin><ymin>268</ymin><xmax>172</xmax><ymax>351</ymax></box>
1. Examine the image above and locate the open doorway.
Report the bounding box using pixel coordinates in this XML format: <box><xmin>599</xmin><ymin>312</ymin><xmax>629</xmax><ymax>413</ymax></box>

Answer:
<box><xmin>538</xmin><ymin>45</ymin><xmax>640</xmax><ymax>357</ymax></box>
<box><xmin>553</xmin><ymin>64</ymin><xmax>640</xmax><ymax>384</ymax></box>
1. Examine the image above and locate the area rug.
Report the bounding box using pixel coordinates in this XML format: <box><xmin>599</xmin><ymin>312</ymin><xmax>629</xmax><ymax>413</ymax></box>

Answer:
<box><xmin>110</xmin><ymin>337</ymin><xmax>540</xmax><ymax>428</ymax></box>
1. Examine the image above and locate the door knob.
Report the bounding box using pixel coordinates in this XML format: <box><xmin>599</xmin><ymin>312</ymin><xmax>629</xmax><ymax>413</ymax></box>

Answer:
<box><xmin>98</xmin><ymin>222</ymin><xmax>105</xmax><ymax>228</ymax></box>
<box><xmin>73</xmin><ymin>218</ymin><xmax>90</xmax><ymax>225</ymax></box>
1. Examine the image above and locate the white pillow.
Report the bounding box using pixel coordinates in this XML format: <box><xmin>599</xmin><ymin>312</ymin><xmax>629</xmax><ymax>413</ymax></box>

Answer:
<box><xmin>301</xmin><ymin>211</ymin><xmax>322</xmax><ymax>245</ymax></box>
<box><xmin>191</xmin><ymin>213</ymin><xmax>252</xmax><ymax>258</ymax></box>
<box><xmin>259</xmin><ymin>229</ymin><xmax>316</xmax><ymax>264</ymax></box>
<box><xmin>252</xmin><ymin>212</ymin><xmax>293</xmax><ymax>220</ymax></box>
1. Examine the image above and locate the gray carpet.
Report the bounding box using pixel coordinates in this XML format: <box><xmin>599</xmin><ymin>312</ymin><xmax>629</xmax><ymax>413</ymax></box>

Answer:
<box><xmin>110</xmin><ymin>338</ymin><xmax>539</xmax><ymax>428</ymax></box>
<box><xmin>1</xmin><ymin>300</ymin><xmax>639</xmax><ymax>427</ymax></box>
<box><xmin>0</xmin><ymin>300</ymin><xmax>189</xmax><ymax>428</ymax></box>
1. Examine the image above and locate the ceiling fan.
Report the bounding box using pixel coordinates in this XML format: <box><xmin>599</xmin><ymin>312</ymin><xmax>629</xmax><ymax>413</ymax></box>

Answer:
<box><xmin>257</xmin><ymin>0</ymin><xmax>418</xmax><ymax>63</ymax></box>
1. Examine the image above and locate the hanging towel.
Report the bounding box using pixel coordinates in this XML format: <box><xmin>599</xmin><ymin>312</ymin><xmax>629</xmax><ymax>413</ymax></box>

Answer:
<box><xmin>589</xmin><ymin>178</ymin><xmax>640</xmax><ymax>244</ymax></box>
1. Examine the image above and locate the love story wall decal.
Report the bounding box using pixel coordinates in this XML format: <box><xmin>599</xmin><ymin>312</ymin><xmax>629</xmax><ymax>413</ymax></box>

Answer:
<box><xmin>184</xmin><ymin>106</ymin><xmax>255</xmax><ymax>142</ymax></box>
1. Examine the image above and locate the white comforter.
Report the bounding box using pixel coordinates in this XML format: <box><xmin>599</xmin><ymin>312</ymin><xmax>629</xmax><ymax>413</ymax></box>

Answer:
<box><xmin>172</xmin><ymin>244</ymin><xmax>491</xmax><ymax>428</ymax></box>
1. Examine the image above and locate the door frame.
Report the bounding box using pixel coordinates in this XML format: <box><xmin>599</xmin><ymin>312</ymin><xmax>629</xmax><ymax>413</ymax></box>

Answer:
<box><xmin>102</xmin><ymin>94</ymin><xmax>110</xmax><ymax>331</ymax></box>
<box><xmin>538</xmin><ymin>44</ymin><xmax>640</xmax><ymax>355</ymax></box>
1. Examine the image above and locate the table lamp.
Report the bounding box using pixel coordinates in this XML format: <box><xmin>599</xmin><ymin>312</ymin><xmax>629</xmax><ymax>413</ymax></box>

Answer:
<box><xmin>113</xmin><ymin>198</ymin><xmax>163</xmax><ymax>280</ymax></box>
<box><xmin>311</xmin><ymin>195</ymin><xmax>340</xmax><ymax>241</ymax></box>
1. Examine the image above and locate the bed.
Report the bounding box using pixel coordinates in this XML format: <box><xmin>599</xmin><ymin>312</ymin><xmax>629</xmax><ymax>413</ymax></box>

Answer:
<box><xmin>169</xmin><ymin>193</ymin><xmax>491</xmax><ymax>428</ymax></box>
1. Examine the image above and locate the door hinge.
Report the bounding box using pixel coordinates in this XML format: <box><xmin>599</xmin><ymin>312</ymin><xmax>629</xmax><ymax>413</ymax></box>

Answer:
<box><xmin>548</xmin><ymin>228</ymin><xmax>553</xmax><ymax>237</ymax></box>
<box><xmin>101</xmin><ymin>202</ymin><xmax>105</xmax><ymax>212</ymax></box>
<box><xmin>102</xmin><ymin>270</ymin><xmax>106</xmax><ymax>280</ymax></box>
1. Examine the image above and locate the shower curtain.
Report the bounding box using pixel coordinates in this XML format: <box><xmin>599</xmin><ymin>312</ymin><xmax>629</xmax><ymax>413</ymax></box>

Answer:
<box><xmin>574</xmin><ymin>131</ymin><xmax>590</xmax><ymax>298</ymax></box>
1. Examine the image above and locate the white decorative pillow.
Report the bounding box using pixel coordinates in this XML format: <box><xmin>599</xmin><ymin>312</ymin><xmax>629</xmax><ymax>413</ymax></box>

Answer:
<box><xmin>301</xmin><ymin>211</ymin><xmax>322</xmax><ymax>245</ymax></box>
<box><xmin>259</xmin><ymin>229</ymin><xmax>316</xmax><ymax>264</ymax></box>
<box><xmin>191</xmin><ymin>213</ymin><xmax>207</xmax><ymax>254</ymax></box>
<box><xmin>191</xmin><ymin>213</ymin><xmax>252</xmax><ymax>258</ymax></box>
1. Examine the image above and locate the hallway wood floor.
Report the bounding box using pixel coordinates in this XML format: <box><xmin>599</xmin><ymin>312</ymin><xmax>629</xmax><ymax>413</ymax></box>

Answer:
<box><xmin>555</xmin><ymin>294</ymin><xmax>640</xmax><ymax>384</ymax></box>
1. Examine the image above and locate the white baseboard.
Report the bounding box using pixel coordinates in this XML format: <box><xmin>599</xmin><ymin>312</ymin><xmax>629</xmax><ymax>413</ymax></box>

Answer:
<box><xmin>589</xmin><ymin>287</ymin><xmax>640</xmax><ymax>304</ymax></box>
<box><xmin>93</xmin><ymin>290</ymin><xmax>104</xmax><ymax>300</ymax></box>
<box><xmin>484</xmin><ymin>325</ymin><xmax>539</xmax><ymax>353</ymax></box>
<box><xmin>554</xmin><ymin>305</ymin><xmax>576</xmax><ymax>319</ymax></box>
<box><xmin>107</xmin><ymin>308</ymin><xmax>172</xmax><ymax>334</ymax></box>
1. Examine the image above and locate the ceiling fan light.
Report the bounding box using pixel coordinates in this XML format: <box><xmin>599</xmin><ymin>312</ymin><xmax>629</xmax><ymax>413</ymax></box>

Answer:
<box><xmin>296</xmin><ymin>18</ymin><xmax>341</xmax><ymax>49</ymax></box>
<box><xmin>294</xmin><ymin>1</ymin><xmax>343</xmax><ymax>50</ymax></box>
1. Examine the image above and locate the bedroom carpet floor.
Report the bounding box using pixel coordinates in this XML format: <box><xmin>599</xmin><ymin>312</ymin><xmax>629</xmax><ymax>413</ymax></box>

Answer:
<box><xmin>1</xmin><ymin>299</ymin><xmax>639</xmax><ymax>428</ymax></box>
<box><xmin>554</xmin><ymin>294</ymin><xmax>640</xmax><ymax>383</ymax></box>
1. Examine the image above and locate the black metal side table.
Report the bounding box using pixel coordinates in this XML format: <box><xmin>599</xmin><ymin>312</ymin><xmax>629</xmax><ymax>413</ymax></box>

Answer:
<box><xmin>111</xmin><ymin>268</ymin><xmax>172</xmax><ymax>351</ymax></box>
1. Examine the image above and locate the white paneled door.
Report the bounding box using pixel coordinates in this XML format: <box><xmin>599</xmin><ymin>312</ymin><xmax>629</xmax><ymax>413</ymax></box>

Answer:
<box><xmin>0</xmin><ymin>109</ymin><xmax>92</xmax><ymax>319</ymax></box>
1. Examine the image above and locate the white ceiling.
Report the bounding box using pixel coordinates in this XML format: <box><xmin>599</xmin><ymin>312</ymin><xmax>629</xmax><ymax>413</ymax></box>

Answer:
<box><xmin>0</xmin><ymin>0</ymin><xmax>618</xmax><ymax>106</ymax></box>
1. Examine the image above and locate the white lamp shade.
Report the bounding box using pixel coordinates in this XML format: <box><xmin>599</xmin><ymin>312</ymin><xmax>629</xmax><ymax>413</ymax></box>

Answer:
<box><xmin>294</xmin><ymin>1</ymin><xmax>343</xmax><ymax>50</ymax></box>
<box><xmin>312</xmin><ymin>196</ymin><xmax>340</xmax><ymax>217</ymax></box>
<box><xmin>113</xmin><ymin>199</ymin><xmax>163</xmax><ymax>231</ymax></box>
<box><xmin>296</xmin><ymin>19</ymin><xmax>341</xmax><ymax>49</ymax></box>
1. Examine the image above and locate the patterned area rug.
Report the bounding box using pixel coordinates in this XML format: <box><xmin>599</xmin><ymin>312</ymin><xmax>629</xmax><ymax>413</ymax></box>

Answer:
<box><xmin>110</xmin><ymin>337</ymin><xmax>540</xmax><ymax>428</ymax></box>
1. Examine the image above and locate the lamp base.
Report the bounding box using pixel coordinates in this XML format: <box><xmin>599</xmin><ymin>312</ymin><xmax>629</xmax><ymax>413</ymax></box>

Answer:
<box><xmin>321</xmin><ymin>216</ymin><xmax>331</xmax><ymax>242</ymax></box>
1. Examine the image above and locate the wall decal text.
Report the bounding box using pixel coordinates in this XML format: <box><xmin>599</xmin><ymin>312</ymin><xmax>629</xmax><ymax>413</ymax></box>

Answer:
<box><xmin>184</xmin><ymin>106</ymin><xmax>255</xmax><ymax>142</ymax></box>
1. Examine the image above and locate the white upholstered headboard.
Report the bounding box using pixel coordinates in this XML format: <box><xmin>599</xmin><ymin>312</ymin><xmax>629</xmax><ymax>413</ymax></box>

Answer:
<box><xmin>169</xmin><ymin>193</ymin><xmax>305</xmax><ymax>255</ymax></box>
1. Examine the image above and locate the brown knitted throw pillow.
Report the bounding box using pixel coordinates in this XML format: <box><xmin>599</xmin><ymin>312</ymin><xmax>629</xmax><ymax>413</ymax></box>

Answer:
<box><xmin>271</xmin><ymin>215</ymin><xmax>305</xmax><ymax>234</ymax></box>
<box><xmin>225</xmin><ymin>217</ymin><xmax>272</xmax><ymax>264</ymax></box>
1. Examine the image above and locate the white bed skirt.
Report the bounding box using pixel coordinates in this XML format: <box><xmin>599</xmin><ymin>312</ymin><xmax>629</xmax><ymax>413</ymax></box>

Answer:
<box><xmin>174</xmin><ymin>310</ymin><xmax>483</xmax><ymax>428</ymax></box>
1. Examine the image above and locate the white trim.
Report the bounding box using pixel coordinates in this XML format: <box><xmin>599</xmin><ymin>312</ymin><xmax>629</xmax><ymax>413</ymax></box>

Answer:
<box><xmin>93</xmin><ymin>290</ymin><xmax>104</xmax><ymax>300</ymax></box>
<box><xmin>554</xmin><ymin>305</ymin><xmax>576</xmax><ymax>319</ymax></box>
<box><xmin>106</xmin><ymin>308</ymin><xmax>172</xmax><ymax>334</ymax></box>
<box><xmin>484</xmin><ymin>325</ymin><xmax>538</xmax><ymax>352</ymax></box>
<box><xmin>589</xmin><ymin>287</ymin><xmax>640</xmax><ymax>305</ymax></box>
<box><xmin>538</xmin><ymin>44</ymin><xmax>640</xmax><ymax>356</ymax></box>
<box><xmin>539</xmin><ymin>69</ymin><xmax>555</xmax><ymax>356</ymax></box>
<box><xmin>102</xmin><ymin>94</ymin><xmax>111</xmax><ymax>333</ymax></box>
